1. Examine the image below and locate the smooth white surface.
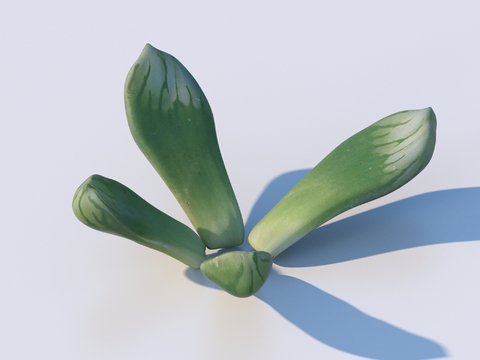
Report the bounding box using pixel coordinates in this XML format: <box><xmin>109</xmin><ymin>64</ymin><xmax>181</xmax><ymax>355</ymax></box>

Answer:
<box><xmin>2</xmin><ymin>0</ymin><xmax>480</xmax><ymax>359</ymax></box>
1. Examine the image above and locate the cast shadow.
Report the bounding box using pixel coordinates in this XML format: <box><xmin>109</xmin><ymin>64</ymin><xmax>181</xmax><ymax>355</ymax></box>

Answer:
<box><xmin>273</xmin><ymin>190</ymin><xmax>480</xmax><ymax>267</ymax></box>
<box><xmin>244</xmin><ymin>169</ymin><xmax>312</xmax><ymax>238</ymax></box>
<box><xmin>257</xmin><ymin>270</ymin><xmax>446</xmax><ymax>360</ymax></box>
<box><xmin>201</xmin><ymin>170</ymin><xmax>312</xmax><ymax>259</ymax></box>
<box><xmin>185</xmin><ymin>267</ymin><xmax>446</xmax><ymax>359</ymax></box>
<box><xmin>242</xmin><ymin>169</ymin><xmax>480</xmax><ymax>267</ymax></box>
<box><xmin>186</xmin><ymin>170</ymin><xmax>480</xmax><ymax>359</ymax></box>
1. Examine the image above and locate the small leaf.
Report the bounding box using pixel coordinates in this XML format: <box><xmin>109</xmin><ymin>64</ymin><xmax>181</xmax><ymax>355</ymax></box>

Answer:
<box><xmin>200</xmin><ymin>251</ymin><xmax>273</xmax><ymax>297</ymax></box>
<box><xmin>73</xmin><ymin>175</ymin><xmax>206</xmax><ymax>268</ymax></box>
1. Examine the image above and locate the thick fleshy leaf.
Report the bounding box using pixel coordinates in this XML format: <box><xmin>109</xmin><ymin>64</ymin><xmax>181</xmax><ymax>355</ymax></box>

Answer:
<box><xmin>248</xmin><ymin>108</ymin><xmax>436</xmax><ymax>257</ymax></box>
<box><xmin>73</xmin><ymin>175</ymin><xmax>206</xmax><ymax>268</ymax></box>
<box><xmin>124</xmin><ymin>44</ymin><xmax>244</xmax><ymax>249</ymax></box>
<box><xmin>200</xmin><ymin>251</ymin><xmax>273</xmax><ymax>297</ymax></box>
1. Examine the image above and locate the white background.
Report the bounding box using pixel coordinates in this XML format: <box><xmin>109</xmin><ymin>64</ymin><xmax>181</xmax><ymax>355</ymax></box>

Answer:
<box><xmin>2</xmin><ymin>0</ymin><xmax>480</xmax><ymax>359</ymax></box>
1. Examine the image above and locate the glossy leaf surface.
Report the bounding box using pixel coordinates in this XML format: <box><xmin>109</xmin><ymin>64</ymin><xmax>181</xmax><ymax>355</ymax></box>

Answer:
<box><xmin>200</xmin><ymin>251</ymin><xmax>273</xmax><ymax>297</ymax></box>
<box><xmin>73</xmin><ymin>175</ymin><xmax>206</xmax><ymax>268</ymax></box>
<box><xmin>124</xmin><ymin>44</ymin><xmax>244</xmax><ymax>249</ymax></box>
<box><xmin>248</xmin><ymin>108</ymin><xmax>437</xmax><ymax>257</ymax></box>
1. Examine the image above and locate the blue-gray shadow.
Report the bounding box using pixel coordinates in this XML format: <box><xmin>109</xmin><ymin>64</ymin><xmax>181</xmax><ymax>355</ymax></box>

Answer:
<box><xmin>244</xmin><ymin>169</ymin><xmax>312</xmax><ymax>238</ymax></box>
<box><xmin>242</xmin><ymin>169</ymin><xmax>480</xmax><ymax>266</ymax></box>
<box><xmin>273</xmin><ymin>186</ymin><xmax>480</xmax><ymax>268</ymax></box>
<box><xmin>257</xmin><ymin>270</ymin><xmax>445</xmax><ymax>360</ymax></box>
<box><xmin>185</xmin><ymin>267</ymin><xmax>446</xmax><ymax>359</ymax></box>
<box><xmin>202</xmin><ymin>170</ymin><xmax>312</xmax><ymax>258</ymax></box>
<box><xmin>201</xmin><ymin>170</ymin><xmax>312</xmax><ymax>259</ymax></box>
<box><xmin>187</xmin><ymin>170</ymin><xmax>480</xmax><ymax>359</ymax></box>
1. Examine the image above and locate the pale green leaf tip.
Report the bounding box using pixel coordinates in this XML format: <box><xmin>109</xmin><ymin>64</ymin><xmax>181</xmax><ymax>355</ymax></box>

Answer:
<box><xmin>140</xmin><ymin>43</ymin><xmax>160</xmax><ymax>60</ymax></box>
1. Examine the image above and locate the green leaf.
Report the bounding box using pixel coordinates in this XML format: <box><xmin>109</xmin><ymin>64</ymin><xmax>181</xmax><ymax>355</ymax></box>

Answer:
<box><xmin>200</xmin><ymin>251</ymin><xmax>273</xmax><ymax>297</ymax></box>
<box><xmin>124</xmin><ymin>44</ymin><xmax>244</xmax><ymax>249</ymax></box>
<box><xmin>248</xmin><ymin>108</ymin><xmax>437</xmax><ymax>257</ymax></box>
<box><xmin>73</xmin><ymin>175</ymin><xmax>206</xmax><ymax>268</ymax></box>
